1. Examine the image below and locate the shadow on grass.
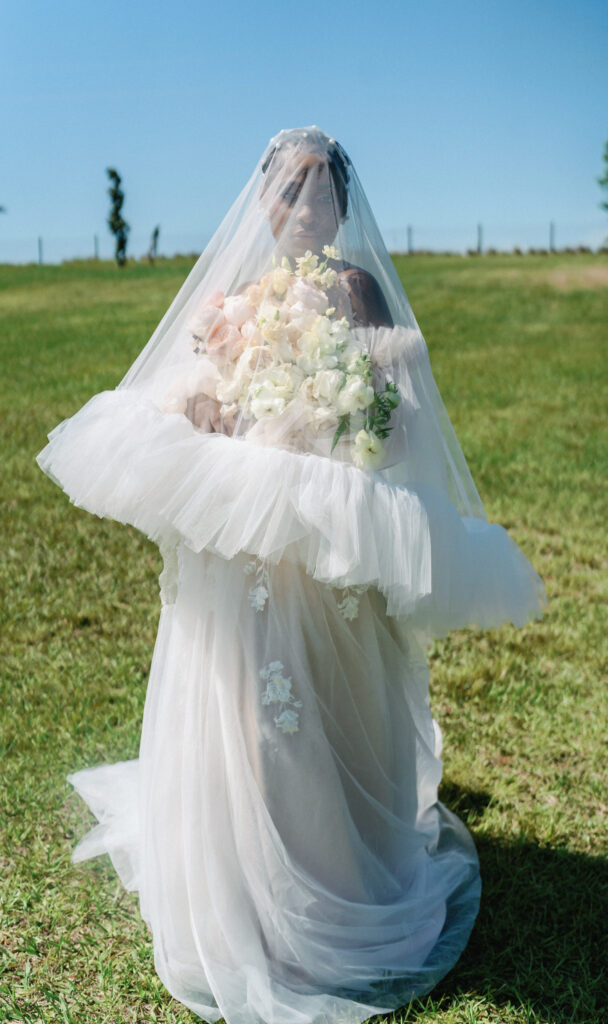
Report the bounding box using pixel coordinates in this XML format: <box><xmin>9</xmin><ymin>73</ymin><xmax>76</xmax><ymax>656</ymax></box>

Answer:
<box><xmin>429</xmin><ymin>782</ymin><xmax>608</xmax><ymax>1022</ymax></box>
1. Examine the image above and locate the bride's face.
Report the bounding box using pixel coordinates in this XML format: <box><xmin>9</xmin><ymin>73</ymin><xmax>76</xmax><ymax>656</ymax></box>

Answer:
<box><xmin>266</xmin><ymin>152</ymin><xmax>342</xmax><ymax>258</ymax></box>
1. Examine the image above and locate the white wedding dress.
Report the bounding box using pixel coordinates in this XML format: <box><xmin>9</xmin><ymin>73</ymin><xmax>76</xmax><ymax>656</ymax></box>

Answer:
<box><xmin>37</xmin><ymin>351</ymin><xmax>546</xmax><ymax>1024</ymax></box>
<box><xmin>37</xmin><ymin>125</ymin><xmax>546</xmax><ymax>1024</ymax></box>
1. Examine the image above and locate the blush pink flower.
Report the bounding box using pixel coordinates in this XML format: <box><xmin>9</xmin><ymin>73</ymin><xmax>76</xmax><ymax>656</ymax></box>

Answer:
<box><xmin>206</xmin><ymin>324</ymin><xmax>247</xmax><ymax>366</ymax></box>
<box><xmin>189</xmin><ymin>306</ymin><xmax>225</xmax><ymax>340</ymax></box>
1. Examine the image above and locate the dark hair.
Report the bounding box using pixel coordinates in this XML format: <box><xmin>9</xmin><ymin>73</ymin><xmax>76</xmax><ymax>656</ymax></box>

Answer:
<box><xmin>261</xmin><ymin>137</ymin><xmax>351</xmax><ymax>220</ymax></box>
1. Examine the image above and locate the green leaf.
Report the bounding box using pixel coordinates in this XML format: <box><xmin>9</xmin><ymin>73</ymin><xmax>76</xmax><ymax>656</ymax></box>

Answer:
<box><xmin>331</xmin><ymin>416</ymin><xmax>350</xmax><ymax>453</ymax></box>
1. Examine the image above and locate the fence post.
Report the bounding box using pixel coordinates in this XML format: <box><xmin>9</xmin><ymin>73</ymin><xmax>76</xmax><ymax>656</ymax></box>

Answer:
<box><xmin>38</xmin><ymin>237</ymin><xmax>43</xmax><ymax>265</ymax></box>
<box><xmin>94</xmin><ymin>234</ymin><xmax>99</xmax><ymax>260</ymax></box>
<box><xmin>477</xmin><ymin>223</ymin><xmax>483</xmax><ymax>254</ymax></box>
<box><xmin>549</xmin><ymin>221</ymin><xmax>555</xmax><ymax>252</ymax></box>
<box><xmin>407</xmin><ymin>225</ymin><xmax>413</xmax><ymax>254</ymax></box>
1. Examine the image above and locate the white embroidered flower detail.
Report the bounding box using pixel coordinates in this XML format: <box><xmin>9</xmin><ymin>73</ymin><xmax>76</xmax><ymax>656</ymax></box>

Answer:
<box><xmin>338</xmin><ymin>594</ymin><xmax>360</xmax><ymax>620</ymax></box>
<box><xmin>244</xmin><ymin>557</ymin><xmax>270</xmax><ymax>612</ymax></box>
<box><xmin>327</xmin><ymin>583</ymin><xmax>369</xmax><ymax>620</ymax></box>
<box><xmin>249</xmin><ymin>585</ymin><xmax>269</xmax><ymax>611</ymax></box>
<box><xmin>260</xmin><ymin>660</ymin><xmax>302</xmax><ymax>734</ymax></box>
<box><xmin>273</xmin><ymin>709</ymin><xmax>300</xmax><ymax>734</ymax></box>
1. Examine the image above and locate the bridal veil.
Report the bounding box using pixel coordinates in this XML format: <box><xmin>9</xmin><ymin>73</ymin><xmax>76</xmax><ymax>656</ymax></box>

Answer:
<box><xmin>36</xmin><ymin>126</ymin><xmax>546</xmax><ymax>1024</ymax></box>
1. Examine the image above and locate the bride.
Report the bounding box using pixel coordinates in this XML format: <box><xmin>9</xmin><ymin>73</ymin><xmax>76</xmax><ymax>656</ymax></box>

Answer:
<box><xmin>37</xmin><ymin>126</ymin><xmax>547</xmax><ymax>1024</ymax></box>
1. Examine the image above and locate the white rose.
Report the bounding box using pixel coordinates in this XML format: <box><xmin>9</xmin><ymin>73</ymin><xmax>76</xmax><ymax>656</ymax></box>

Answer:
<box><xmin>251</xmin><ymin>390</ymin><xmax>287</xmax><ymax>419</ymax></box>
<box><xmin>258</xmin><ymin>301</ymin><xmax>290</xmax><ymax>345</ymax></box>
<box><xmin>285</xmin><ymin>278</ymin><xmax>328</xmax><ymax>312</ymax></box>
<box><xmin>352</xmin><ymin>429</ymin><xmax>386</xmax><ymax>470</ymax></box>
<box><xmin>223</xmin><ymin>294</ymin><xmax>254</xmax><ymax>327</ymax></box>
<box><xmin>241</xmin><ymin>318</ymin><xmax>263</xmax><ymax>345</ymax></box>
<box><xmin>256</xmin><ymin>364</ymin><xmax>302</xmax><ymax>401</ymax></box>
<box><xmin>336</xmin><ymin>376</ymin><xmax>375</xmax><ymax>415</ymax></box>
<box><xmin>286</xmin><ymin>312</ymin><xmax>318</xmax><ymax>345</ymax></box>
<box><xmin>260</xmin><ymin>320</ymin><xmax>289</xmax><ymax>345</ymax></box>
<box><xmin>245</xmin><ymin>283</ymin><xmax>264</xmax><ymax>306</ymax></box>
<box><xmin>206</xmin><ymin>324</ymin><xmax>247</xmax><ymax>366</ymax></box>
<box><xmin>311</xmin><ymin>368</ymin><xmax>345</xmax><ymax>404</ymax></box>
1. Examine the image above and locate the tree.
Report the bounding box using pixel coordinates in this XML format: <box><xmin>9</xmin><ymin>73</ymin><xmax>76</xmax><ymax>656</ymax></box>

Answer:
<box><xmin>106</xmin><ymin>168</ymin><xmax>129</xmax><ymax>267</ymax></box>
<box><xmin>147</xmin><ymin>224</ymin><xmax>160</xmax><ymax>264</ymax></box>
<box><xmin>598</xmin><ymin>139</ymin><xmax>608</xmax><ymax>213</ymax></box>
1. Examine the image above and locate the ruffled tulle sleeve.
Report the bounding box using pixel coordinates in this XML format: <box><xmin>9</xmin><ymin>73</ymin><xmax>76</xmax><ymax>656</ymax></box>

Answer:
<box><xmin>36</xmin><ymin>385</ymin><xmax>546</xmax><ymax>638</ymax></box>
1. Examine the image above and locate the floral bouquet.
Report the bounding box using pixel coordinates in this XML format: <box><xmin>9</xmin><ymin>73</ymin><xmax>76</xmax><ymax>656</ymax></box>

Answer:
<box><xmin>186</xmin><ymin>246</ymin><xmax>400</xmax><ymax>470</ymax></box>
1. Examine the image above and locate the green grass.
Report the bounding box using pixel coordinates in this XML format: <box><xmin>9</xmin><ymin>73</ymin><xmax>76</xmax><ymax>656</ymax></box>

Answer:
<box><xmin>1</xmin><ymin>253</ymin><xmax>607</xmax><ymax>1023</ymax></box>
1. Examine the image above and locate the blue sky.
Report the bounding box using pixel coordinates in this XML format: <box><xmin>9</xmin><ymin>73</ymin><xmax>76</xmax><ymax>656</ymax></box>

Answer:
<box><xmin>2</xmin><ymin>0</ymin><xmax>607</xmax><ymax>261</ymax></box>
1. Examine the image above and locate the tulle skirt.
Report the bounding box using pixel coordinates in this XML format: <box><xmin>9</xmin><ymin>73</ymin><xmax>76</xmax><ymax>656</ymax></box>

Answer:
<box><xmin>67</xmin><ymin>542</ymin><xmax>481</xmax><ymax>1024</ymax></box>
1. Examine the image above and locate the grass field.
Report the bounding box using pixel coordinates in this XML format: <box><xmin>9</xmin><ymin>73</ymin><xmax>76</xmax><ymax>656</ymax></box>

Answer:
<box><xmin>1</xmin><ymin>253</ymin><xmax>606</xmax><ymax>1023</ymax></box>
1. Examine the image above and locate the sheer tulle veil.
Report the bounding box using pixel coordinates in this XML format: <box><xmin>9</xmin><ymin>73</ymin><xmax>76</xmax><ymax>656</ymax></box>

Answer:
<box><xmin>119</xmin><ymin>125</ymin><xmax>487</xmax><ymax>522</ymax></box>
<box><xmin>35</xmin><ymin>125</ymin><xmax>547</xmax><ymax>1024</ymax></box>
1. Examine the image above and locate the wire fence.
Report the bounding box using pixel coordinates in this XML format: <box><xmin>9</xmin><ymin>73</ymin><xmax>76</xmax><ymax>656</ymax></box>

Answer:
<box><xmin>0</xmin><ymin>221</ymin><xmax>606</xmax><ymax>265</ymax></box>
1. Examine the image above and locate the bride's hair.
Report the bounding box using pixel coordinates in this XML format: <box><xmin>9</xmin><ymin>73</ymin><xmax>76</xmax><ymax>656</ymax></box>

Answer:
<box><xmin>260</xmin><ymin>131</ymin><xmax>350</xmax><ymax>220</ymax></box>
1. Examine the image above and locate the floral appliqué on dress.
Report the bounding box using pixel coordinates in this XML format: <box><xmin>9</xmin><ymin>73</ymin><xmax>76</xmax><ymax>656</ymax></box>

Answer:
<box><xmin>244</xmin><ymin>558</ymin><xmax>302</xmax><ymax>735</ymax></box>
<box><xmin>333</xmin><ymin>583</ymin><xmax>369</xmax><ymax>620</ymax></box>
<box><xmin>260</xmin><ymin>661</ymin><xmax>303</xmax><ymax>734</ymax></box>
<box><xmin>243</xmin><ymin>556</ymin><xmax>270</xmax><ymax>612</ymax></box>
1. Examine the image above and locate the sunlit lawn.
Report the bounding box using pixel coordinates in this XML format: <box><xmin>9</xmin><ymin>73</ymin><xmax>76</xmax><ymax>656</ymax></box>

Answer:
<box><xmin>1</xmin><ymin>252</ymin><xmax>606</xmax><ymax>1023</ymax></box>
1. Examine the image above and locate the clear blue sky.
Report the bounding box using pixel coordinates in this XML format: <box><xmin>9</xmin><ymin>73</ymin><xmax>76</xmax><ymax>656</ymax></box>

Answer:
<box><xmin>2</xmin><ymin>0</ymin><xmax>607</xmax><ymax>261</ymax></box>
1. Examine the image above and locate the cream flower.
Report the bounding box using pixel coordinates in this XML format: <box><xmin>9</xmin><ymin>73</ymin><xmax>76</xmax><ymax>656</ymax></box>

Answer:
<box><xmin>223</xmin><ymin>294</ymin><xmax>254</xmax><ymax>327</ymax></box>
<box><xmin>245</xmin><ymin>283</ymin><xmax>264</xmax><ymax>306</ymax></box>
<box><xmin>188</xmin><ymin>305</ymin><xmax>225</xmax><ymax>341</ymax></box>
<box><xmin>311</xmin><ymin>266</ymin><xmax>338</xmax><ymax>290</ymax></box>
<box><xmin>311</xmin><ymin>368</ymin><xmax>345</xmax><ymax>404</ymax></box>
<box><xmin>241</xmin><ymin>318</ymin><xmax>263</xmax><ymax>345</ymax></box>
<box><xmin>255</xmin><ymin>364</ymin><xmax>303</xmax><ymax>402</ymax></box>
<box><xmin>352</xmin><ymin>429</ymin><xmax>386</xmax><ymax>470</ymax></box>
<box><xmin>336</xmin><ymin>376</ymin><xmax>375</xmax><ymax>415</ymax></box>
<box><xmin>329</xmin><ymin>316</ymin><xmax>352</xmax><ymax>347</ymax></box>
<box><xmin>344</xmin><ymin>346</ymin><xmax>371</xmax><ymax>376</ymax></box>
<box><xmin>295</xmin><ymin>250</ymin><xmax>319</xmax><ymax>276</ymax></box>
<box><xmin>322</xmin><ymin>244</ymin><xmax>340</xmax><ymax>260</ymax></box>
<box><xmin>250</xmin><ymin>390</ymin><xmax>287</xmax><ymax>419</ymax></box>
<box><xmin>270</xmin><ymin>266</ymin><xmax>292</xmax><ymax>297</ymax></box>
<box><xmin>206</xmin><ymin>324</ymin><xmax>247</xmax><ymax>366</ymax></box>
<box><xmin>258</xmin><ymin>301</ymin><xmax>289</xmax><ymax>345</ymax></box>
<box><xmin>285</xmin><ymin>278</ymin><xmax>328</xmax><ymax>313</ymax></box>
